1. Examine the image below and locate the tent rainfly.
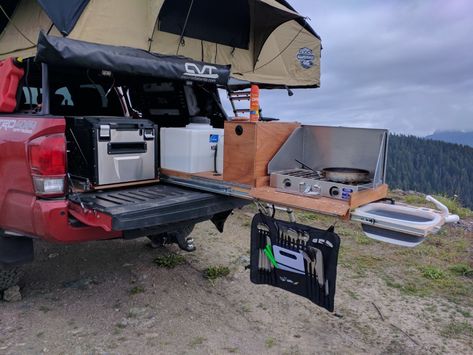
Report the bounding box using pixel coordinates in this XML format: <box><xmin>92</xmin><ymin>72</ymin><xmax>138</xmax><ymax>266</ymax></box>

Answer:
<box><xmin>0</xmin><ymin>0</ymin><xmax>322</xmax><ymax>88</ymax></box>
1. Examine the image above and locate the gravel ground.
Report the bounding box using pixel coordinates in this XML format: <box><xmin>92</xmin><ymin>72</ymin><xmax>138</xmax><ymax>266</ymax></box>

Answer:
<box><xmin>0</xmin><ymin>206</ymin><xmax>472</xmax><ymax>354</ymax></box>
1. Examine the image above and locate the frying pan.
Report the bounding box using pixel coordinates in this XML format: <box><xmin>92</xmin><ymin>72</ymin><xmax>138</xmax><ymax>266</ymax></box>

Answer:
<box><xmin>322</xmin><ymin>167</ymin><xmax>370</xmax><ymax>184</ymax></box>
<box><xmin>294</xmin><ymin>159</ymin><xmax>371</xmax><ymax>184</ymax></box>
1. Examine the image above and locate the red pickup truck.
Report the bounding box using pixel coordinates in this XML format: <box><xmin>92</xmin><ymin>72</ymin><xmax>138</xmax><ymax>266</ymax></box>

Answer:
<box><xmin>0</xmin><ymin>56</ymin><xmax>247</xmax><ymax>291</ymax></box>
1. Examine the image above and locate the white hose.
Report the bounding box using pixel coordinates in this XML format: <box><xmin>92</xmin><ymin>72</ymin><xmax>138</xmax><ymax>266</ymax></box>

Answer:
<box><xmin>426</xmin><ymin>195</ymin><xmax>460</xmax><ymax>223</ymax></box>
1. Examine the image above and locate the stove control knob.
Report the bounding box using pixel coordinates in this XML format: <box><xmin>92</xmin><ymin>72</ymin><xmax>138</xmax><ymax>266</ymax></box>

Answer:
<box><xmin>283</xmin><ymin>178</ymin><xmax>292</xmax><ymax>188</ymax></box>
<box><xmin>329</xmin><ymin>186</ymin><xmax>340</xmax><ymax>197</ymax></box>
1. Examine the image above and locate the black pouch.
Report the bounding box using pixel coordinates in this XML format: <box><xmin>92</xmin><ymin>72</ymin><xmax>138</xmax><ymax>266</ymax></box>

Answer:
<box><xmin>250</xmin><ymin>213</ymin><xmax>340</xmax><ymax>312</ymax></box>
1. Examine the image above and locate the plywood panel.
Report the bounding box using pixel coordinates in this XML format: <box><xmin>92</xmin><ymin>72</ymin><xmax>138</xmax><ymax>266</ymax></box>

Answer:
<box><xmin>223</xmin><ymin>122</ymin><xmax>256</xmax><ymax>185</ymax></box>
<box><xmin>193</xmin><ymin>171</ymin><xmax>224</xmax><ymax>181</ymax></box>
<box><xmin>254</xmin><ymin>122</ymin><xmax>300</xmax><ymax>179</ymax></box>
<box><xmin>223</xmin><ymin>121</ymin><xmax>299</xmax><ymax>186</ymax></box>
<box><xmin>349</xmin><ymin>184</ymin><xmax>388</xmax><ymax>208</ymax></box>
<box><xmin>90</xmin><ymin>178</ymin><xmax>160</xmax><ymax>191</ymax></box>
<box><xmin>160</xmin><ymin>168</ymin><xmax>192</xmax><ymax>179</ymax></box>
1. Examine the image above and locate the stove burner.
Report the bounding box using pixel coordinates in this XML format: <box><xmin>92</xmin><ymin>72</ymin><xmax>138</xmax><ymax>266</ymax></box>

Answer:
<box><xmin>278</xmin><ymin>169</ymin><xmax>372</xmax><ymax>185</ymax></box>
<box><xmin>281</xmin><ymin>169</ymin><xmax>321</xmax><ymax>179</ymax></box>
<box><xmin>270</xmin><ymin>168</ymin><xmax>374</xmax><ymax>200</ymax></box>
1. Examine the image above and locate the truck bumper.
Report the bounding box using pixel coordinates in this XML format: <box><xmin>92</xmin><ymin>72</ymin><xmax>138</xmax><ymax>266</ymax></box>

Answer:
<box><xmin>32</xmin><ymin>199</ymin><xmax>121</xmax><ymax>243</ymax></box>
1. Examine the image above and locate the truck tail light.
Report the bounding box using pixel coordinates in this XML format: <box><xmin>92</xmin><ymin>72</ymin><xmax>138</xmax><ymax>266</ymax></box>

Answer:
<box><xmin>28</xmin><ymin>134</ymin><xmax>66</xmax><ymax>197</ymax></box>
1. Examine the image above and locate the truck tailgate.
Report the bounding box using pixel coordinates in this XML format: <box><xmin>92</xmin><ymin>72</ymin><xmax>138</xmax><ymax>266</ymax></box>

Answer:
<box><xmin>68</xmin><ymin>184</ymin><xmax>248</xmax><ymax>231</ymax></box>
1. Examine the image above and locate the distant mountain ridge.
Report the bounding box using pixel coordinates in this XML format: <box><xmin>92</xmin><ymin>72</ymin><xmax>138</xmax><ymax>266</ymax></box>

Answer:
<box><xmin>387</xmin><ymin>134</ymin><xmax>473</xmax><ymax>209</ymax></box>
<box><xmin>425</xmin><ymin>131</ymin><xmax>473</xmax><ymax>147</ymax></box>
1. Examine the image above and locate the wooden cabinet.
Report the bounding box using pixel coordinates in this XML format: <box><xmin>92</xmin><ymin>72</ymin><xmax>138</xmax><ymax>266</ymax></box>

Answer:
<box><xmin>223</xmin><ymin>121</ymin><xmax>300</xmax><ymax>186</ymax></box>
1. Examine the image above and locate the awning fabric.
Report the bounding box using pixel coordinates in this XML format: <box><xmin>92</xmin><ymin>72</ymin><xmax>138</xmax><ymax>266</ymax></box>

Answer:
<box><xmin>36</xmin><ymin>32</ymin><xmax>231</xmax><ymax>85</ymax></box>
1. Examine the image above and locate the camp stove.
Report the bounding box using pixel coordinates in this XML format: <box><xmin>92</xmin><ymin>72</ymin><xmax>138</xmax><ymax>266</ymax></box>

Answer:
<box><xmin>270</xmin><ymin>168</ymin><xmax>373</xmax><ymax>201</ymax></box>
<box><xmin>267</xmin><ymin>125</ymin><xmax>389</xmax><ymax>201</ymax></box>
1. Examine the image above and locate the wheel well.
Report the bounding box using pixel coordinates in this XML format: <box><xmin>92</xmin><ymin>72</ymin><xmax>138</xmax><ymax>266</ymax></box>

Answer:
<box><xmin>0</xmin><ymin>232</ymin><xmax>34</xmax><ymax>266</ymax></box>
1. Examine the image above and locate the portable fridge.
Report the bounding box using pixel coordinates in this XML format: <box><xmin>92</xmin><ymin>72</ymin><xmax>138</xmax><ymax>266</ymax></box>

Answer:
<box><xmin>67</xmin><ymin>117</ymin><xmax>157</xmax><ymax>186</ymax></box>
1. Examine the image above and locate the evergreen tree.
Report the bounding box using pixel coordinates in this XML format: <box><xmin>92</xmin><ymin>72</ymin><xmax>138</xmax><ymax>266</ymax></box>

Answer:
<box><xmin>387</xmin><ymin>134</ymin><xmax>473</xmax><ymax>208</ymax></box>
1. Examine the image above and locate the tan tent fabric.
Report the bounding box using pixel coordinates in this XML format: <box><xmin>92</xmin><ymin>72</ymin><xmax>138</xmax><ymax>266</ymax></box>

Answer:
<box><xmin>0</xmin><ymin>0</ymin><xmax>60</xmax><ymax>58</ymax></box>
<box><xmin>0</xmin><ymin>0</ymin><xmax>321</xmax><ymax>87</ymax></box>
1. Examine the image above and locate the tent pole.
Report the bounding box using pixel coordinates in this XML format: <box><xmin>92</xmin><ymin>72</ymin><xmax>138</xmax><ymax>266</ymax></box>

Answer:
<box><xmin>176</xmin><ymin>0</ymin><xmax>195</xmax><ymax>55</ymax></box>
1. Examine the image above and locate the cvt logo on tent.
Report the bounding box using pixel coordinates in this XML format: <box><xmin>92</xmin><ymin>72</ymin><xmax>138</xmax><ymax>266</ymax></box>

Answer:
<box><xmin>183</xmin><ymin>63</ymin><xmax>219</xmax><ymax>80</ymax></box>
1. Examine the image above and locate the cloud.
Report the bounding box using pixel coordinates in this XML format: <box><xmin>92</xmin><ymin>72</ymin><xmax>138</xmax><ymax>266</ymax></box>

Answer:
<box><xmin>231</xmin><ymin>0</ymin><xmax>473</xmax><ymax>136</ymax></box>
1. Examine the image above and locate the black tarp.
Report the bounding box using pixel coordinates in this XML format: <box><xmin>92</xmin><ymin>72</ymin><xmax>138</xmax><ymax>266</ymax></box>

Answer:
<box><xmin>35</xmin><ymin>32</ymin><xmax>231</xmax><ymax>85</ymax></box>
<box><xmin>1</xmin><ymin>0</ymin><xmax>88</xmax><ymax>37</ymax></box>
<box><xmin>37</xmin><ymin>0</ymin><xmax>89</xmax><ymax>35</ymax></box>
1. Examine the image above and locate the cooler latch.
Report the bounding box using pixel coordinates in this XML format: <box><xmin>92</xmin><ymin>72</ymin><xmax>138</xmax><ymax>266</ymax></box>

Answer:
<box><xmin>99</xmin><ymin>124</ymin><xmax>111</xmax><ymax>140</ymax></box>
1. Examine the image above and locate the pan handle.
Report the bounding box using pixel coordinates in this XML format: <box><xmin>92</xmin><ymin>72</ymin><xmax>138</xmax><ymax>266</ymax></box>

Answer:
<box><xmin>294</xmin><ymin>159</ymin><xmax>322</xmax><ymax>176</ymax></box>
<box><xmin>375</xmin><ymin>197</ymin><xmax>395</xmax><ymax>205</ymax></box>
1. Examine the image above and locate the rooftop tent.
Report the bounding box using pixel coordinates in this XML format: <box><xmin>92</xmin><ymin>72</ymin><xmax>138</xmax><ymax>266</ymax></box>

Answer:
<box><xmin>0</xmin><ymin>0</ymin><xmax>322</xmax><ymax>88</ymax></box>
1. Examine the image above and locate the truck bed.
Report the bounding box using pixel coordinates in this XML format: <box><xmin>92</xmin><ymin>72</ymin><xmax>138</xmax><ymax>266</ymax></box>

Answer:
<box><xmin>68</xmin><ymin>183</ymin><xmax>248</xmax><ymax>231</ymax></box>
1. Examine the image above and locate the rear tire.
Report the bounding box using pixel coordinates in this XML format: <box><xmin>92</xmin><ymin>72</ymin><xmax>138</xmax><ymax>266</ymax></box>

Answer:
<box><xmin>0</xmin><ymin>265</ymin><xmax>21</xmax><ymax>291</ymax></box>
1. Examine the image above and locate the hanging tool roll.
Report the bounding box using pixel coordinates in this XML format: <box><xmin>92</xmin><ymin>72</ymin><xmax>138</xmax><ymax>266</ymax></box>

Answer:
<box><xmin>250</xmin><ymin>213</ymin><xmax>340</xmax><ymax>312</ymax></box>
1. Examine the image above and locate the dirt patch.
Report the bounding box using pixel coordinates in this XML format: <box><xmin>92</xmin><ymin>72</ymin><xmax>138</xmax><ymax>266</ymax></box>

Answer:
<box><xmin>1</xmin><ymin>206</ymin><xmax>472</xmax><ymax>354</ymax></box>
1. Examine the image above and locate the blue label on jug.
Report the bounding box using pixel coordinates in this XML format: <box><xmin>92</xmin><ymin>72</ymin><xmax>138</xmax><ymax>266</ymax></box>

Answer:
<box><xmin>209</xmin><ymin>134</ymin><xmax>219</xmax><ymax>143</ymax></box>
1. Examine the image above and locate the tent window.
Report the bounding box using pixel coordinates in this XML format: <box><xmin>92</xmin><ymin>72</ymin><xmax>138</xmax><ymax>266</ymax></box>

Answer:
<box><xmin>159</xmin><ymin>0</ymin><xmax>250</xmax><ymax>49</ymax></box>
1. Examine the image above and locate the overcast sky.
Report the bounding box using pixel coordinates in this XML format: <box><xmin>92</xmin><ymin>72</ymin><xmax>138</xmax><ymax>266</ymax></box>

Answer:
<box><xmin>223</xmin><ymin>0</ymin><xmax>473</xmax><ymax>136</ymax></box>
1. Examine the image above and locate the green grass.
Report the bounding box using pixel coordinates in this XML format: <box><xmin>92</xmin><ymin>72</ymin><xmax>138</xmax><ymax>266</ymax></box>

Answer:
<box><xmin>433</xmin><ymin>195</ymin><xmax>473</xmax><ymax>219</ymax></box>
<box><xmin>449</xmin><ymin>264</ymin><xmax>473</xmax><ymax>277</ymax></box>
<box><xmin>420</xmin><ymin>266</ymin><xmax>446</xmax><ymax>280</ymax></box>
<box><xmin>346</xmin><ymin>290</ymin><xmax>359</xmax><ymax>300</ymax></box>
<box><xmin>188</xmin><ymin>336</ymin><xmax>206</xmax><ymax>348</ymax></box>
<box><xmin>129</xmin><ymin>286</ymin><xmax>145</xmax><ymax>295</ymax></box>
<box><xmin>265</xmin><ymin>337</ymin><xmax>276</xmax><ymax>349</ymax></box>
<box><xmin>154</xmin><ymin>254</ymin><xmax>186</xmax><ymax>268</ymax></box>
<box><xmin>403</xmin><ymin>194</ymin><xmax>427</xmax><ymax>205</ymax></box>
<box><xmin>203</xmin><ymin>266</ymin><xmax>230</xmax><ymax>281</ymax></box>
<box><xmin>401</xmin><ymin>193</ymin><xmax>473</xmax><ymax>219</ymax></box>
<box><xmin>440</xmin><ymin>321</ymin><xmax>473</xmax><ymax>338</ymax></box>
<box><xmin>115</xmin><ymin>322</ymin><xmax>127</xmax><ymax>329</ymax></box>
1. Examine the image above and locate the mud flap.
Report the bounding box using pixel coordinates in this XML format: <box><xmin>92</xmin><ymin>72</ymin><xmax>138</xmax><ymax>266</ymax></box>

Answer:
<box><xmin>211</xmin><ymin>210</ymin><xmax>233</xmax><ymax>233</ymax></box>
<box><xmin>250</xmin><ymin>213</ymin><xmax>340</xmax><ymax>312</ymax></box>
